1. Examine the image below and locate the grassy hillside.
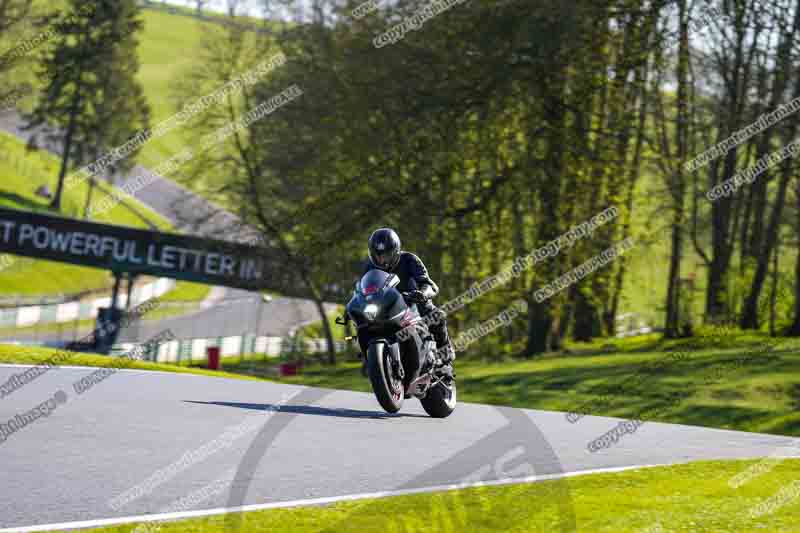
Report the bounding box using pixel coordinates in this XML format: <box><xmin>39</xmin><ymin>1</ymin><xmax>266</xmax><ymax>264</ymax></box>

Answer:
<box><xmin>0</xmin><ymin>132</ymin><xmax>173</xmax><ymax>296</ymax></box>
<box><xmin>135</xmin><ymin>7</ymin><xmax>210</xmax><ymax>167</ymax></box>
<box><xmin>0</xmin><ymin>4</ymin><xmax>224</xmax><ymax>299</ymax></box>
<box><xmin>134</xmin><ymin>7</ymin><xmax>265</xmax><ymax>174</ymax></box>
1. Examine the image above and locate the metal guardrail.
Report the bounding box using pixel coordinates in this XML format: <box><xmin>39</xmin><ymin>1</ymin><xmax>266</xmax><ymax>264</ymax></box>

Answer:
<box><xmin>111</xmin><ymin>334</ymin><xmax>349</xmax><ymax>364</ymax></box>
<box><xmin>0</xmin><ymin>278</ymin><xmax>175</xmax><ymax>330</ymax></box>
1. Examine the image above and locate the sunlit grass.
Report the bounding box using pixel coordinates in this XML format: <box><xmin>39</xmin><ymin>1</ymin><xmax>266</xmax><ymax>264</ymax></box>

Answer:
<box><xmin>58</xmin><ymin>459</ymin><xmax>800</xmax><ymax>533</ymax></box>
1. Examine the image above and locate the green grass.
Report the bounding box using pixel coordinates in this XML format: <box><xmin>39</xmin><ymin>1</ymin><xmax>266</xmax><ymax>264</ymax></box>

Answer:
<box><xmin>243</xmin><ymin>332</ymin><xmax>800</xmax><ymax>437</ymax></box>
<box><xmin>134</xmin><ymin>6</ymin><xmax>267</xmax><ymax>193</ymax></box>
<box><xmin>51</xmin><ymin>459</ymin><xmax>800</xmax><ymax>532</ymax></box>
<box><xmin>297</xmin><ymin>307</ymin><xmax>347</xmax><ymax>342</ymax></box>
<box><xmin>135</xmin><ymin>8</ymin><xmax>210</xmax><ymax>168</ymax></box>
<box><xmin>0</xmin><ymin>317</ymin><xmax>95</xmax><ymax>339</ymax></box>
<box><xmin>0</xmin><ymin>343</ymin><xmax>262</xmax><ymax>381</ymax></box>
<box><xmin>140</xmin><ymin>281</ymin><xmax>213</xmax><ymax>321</ymax></box>
<box><xmin>158</xmin><ymin>281</ymin><xmax>212</xmax><ymax>302</ymax></box>
<box><xmin>4</xmin><ymin>2</ymin><xmax>267</xmax><ymax>195</ymax></box>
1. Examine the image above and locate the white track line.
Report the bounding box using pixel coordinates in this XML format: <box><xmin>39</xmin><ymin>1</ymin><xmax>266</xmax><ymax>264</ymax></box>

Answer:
<box><xmin>0</xmin><ymin>464</ymin><xmax>665</xmax><ymax>532</ymax></box>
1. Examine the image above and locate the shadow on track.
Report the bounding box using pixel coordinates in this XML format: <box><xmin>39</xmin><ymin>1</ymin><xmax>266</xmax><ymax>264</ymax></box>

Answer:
<box><xmin>183</xmin><ymin>400</ymin><xmax>430</xmax><ymax>420</ymax></box>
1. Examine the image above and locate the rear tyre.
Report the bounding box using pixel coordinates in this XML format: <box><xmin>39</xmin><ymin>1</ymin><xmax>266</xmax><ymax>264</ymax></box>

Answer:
<box><xmin>367</xmin><ymin>342</ymin><xmax>404</xmax><ymax>413</ymax></box>
<box><xmin>420</xmin><ymin>380</ymin><xmax>456</xmax><ymax>418</ymax></box>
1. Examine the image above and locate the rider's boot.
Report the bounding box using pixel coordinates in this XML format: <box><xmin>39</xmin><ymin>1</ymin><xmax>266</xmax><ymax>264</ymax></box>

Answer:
<box><xmin>434</xmin><ymin>344</ymin><xmax>456</xmax><ymax>382</ymax></box>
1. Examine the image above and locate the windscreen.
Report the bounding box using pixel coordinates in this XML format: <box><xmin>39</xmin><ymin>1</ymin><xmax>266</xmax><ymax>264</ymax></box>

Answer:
<box><xmin>360</xmin><ymin>269</ymin><xmax>391</xmax><ymax>295</ymax></box>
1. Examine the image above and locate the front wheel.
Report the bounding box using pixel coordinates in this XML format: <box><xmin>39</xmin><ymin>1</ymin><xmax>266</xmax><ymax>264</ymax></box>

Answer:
<box><xmin>420</xmin><ymin>380</ymin><xmax>456</xmax><ymax>418</ymax></box>
<box><xmin>367</xmin><ymin>341</ymin><xmax>404</xmax><ymax>413</ymax></box>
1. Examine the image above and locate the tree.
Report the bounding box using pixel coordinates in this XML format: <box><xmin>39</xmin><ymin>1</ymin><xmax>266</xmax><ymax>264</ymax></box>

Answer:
<box><xmin>0</xmin><ymin>0</ymin><xmax>32</xmax><ymax>38</ymax></box>
<box><xmin>157</xmin><ymin>0</ymin><xmax>800</xmax><ymax>355</ymax></box>
<box><xmin>739</xmin><ymin>0</ymin><xmax>800</xmax><ymax>329</ymax></box>
<box><xmin>650</xmin><ymin>0</ymin><xmax>691</xmax><ymax>338</ymax></box>
<box><xmin>26</xmin><ymin>0</ymin><xmax>150</xmax><ymax>211</ymax></box>
<box><xmin>0</xmin><ymin>0</ymin><xmax>34</xmax><ymax>104</ymax></box>
<box><xmin>788</xmin><ymin>180</ymin><xmax>800</xmax><ymax>336</ymax></box>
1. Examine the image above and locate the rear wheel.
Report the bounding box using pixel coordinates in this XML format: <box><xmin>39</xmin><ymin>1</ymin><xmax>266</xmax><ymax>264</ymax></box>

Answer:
<box><xmin>367</xmin><ymin>342</ymin><xmax>404</xmax><ymax>413</ymax></box>
<box><xmin>420</xmin><ymin>380</ymin><xmax>456</xmax><ymax>418</ymax></box>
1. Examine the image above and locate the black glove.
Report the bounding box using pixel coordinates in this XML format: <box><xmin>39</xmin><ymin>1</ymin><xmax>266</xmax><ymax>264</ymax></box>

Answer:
<box><xmin>403</xmin><ymin>290</ymin><xmax>427</xmax><ymax>303</ymax></box>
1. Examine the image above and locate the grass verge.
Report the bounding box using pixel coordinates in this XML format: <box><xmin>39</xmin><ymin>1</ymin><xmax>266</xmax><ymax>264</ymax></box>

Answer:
<box><xmin>296</xmin><ymin>307</ymin><xmax>346</xmax><ymax>342</ymax></box>
<box><xmin>45</xmin><ymin>459</ymin><xmax>800</xmax><ymax>532</ymax></box>
<box><xmin>0</xmin><ymin>344</ymin><xmax>262</xmax><ymax>382</ymax></box>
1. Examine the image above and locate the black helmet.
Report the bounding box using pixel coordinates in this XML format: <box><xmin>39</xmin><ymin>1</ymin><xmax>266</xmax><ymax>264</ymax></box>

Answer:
<box><xmin>368</xmin><ymin>228</ymin><xmax>401</xmax><ymax>270</ymax></box>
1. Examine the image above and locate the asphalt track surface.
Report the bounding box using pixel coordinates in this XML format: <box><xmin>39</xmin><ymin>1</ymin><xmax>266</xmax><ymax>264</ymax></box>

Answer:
<box><xmin>1</xmin><ymin>364</ymin><xmax>798</xmax><ymax>531</ymax></box>
<box><xmin>116</xmin><ymin>294</ymin><xmax>337</xmax><ymax>343</ymax></box>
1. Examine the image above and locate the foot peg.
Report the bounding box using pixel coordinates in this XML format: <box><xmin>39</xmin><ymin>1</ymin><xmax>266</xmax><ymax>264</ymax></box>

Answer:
<box><xmin>435</xmin><ymin>363</ymin><xmax>454</xmax><ymax>381</ymax></box>
<box><xmin>438</xmin><ymin>345</ymin><xmax>456</xmax><ymax>366</ymax></box>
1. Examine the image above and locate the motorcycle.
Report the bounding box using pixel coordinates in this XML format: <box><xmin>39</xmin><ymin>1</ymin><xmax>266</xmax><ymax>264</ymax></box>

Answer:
<box><xmin>337</xmin><ymin>269</ymin><xmax>456</xmax><ymax>418</ymax></box>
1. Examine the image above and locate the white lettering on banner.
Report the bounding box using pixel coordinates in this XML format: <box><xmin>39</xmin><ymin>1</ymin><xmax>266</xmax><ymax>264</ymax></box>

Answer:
<box><xmin>18</xmin><ymin>224</ymin><xmax>34</xmax><ymax>245</ymax></box>
<box><xmin>177</xmin><ymin>247</ymin><xmax>191</xmax><ymax>268</ymax></box>
<box><xmin>70</xmin><ymin>232</ymin><xmax>86</xmax><ymax>255</ymax></box>
<box><xmin>113</xmin><ymin>241</ymin><xmax>128</xmax><ymax>262</ymax></box>
<box><xmin>220</xmin><ymin>255</ymin><xmax>235</xmax><ymax>276</ymax></box>
<box><xmin>50</xmin><ymin>231</ymin><xmax>72</xmax><ymax>253</ymax></box>
<box><xmin>206</xmin><ymin>253</ymin><xmax>220</xmax><ymax>275</ymax></box>
<box><xmin>129</xmin><ymin>242</ymin><xmax>144</xmax><ymax>264</ymax></box>
<box><xmin>161</xmin><ymin>245</ymin><xmax>177</xmax><ymax>269</ymax></box>
<box><xmin>0</xmin><ymin>221</ymin><xmax>16</xmax><ymax>243</ymax></box>
<box><xmin>101</xmin><ymin>237</ymin><xmax>115</xmax><ymax>257</ymax></box>
<box><xmin>147</xmin><ymin>244</ymin><xmax>161</xmax><ymax>267</ymax></box>
<box><xmin>86</xmin><ymin>234</ymin><xmax>101</xmax><ymax>256</ymax></box>
<box><xmin>33</xmin><ymin>227</ymin><xmax>49</xmax><ymax>249</ymax></box>
<box><xmin>1</xmin><ymin>220</ymin><xmax>262</xmax><ymax>282</ymax></box>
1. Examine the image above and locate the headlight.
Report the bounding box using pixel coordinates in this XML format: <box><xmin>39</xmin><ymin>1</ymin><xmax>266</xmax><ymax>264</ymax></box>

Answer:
<box><xmin>364</xmin><ymin>304</ymin><xmax>379</xmax><ymax>319</ymax></box>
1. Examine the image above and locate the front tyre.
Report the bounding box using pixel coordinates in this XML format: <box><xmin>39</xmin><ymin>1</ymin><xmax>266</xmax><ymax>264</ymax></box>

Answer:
<box><xmin>420</xmin><ymin>380</ymin><xmax>456</xmax><ymax>418</ymax></box>
<box><xmin>367</xmin><ymin>341</ymin><xmax>404</xmax><ymax>413</ymax></box>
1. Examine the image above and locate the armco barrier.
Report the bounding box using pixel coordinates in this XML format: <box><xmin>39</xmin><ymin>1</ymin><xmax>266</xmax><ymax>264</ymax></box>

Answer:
<box><xmin>111</xmin><ymin>335</ymin><xmax>348</xmax><ymax>364</ymax></box>
<box><xmin>0</xmin><ymin>278</ymin><xmax>175</xmax><ymax>330</ymax></box>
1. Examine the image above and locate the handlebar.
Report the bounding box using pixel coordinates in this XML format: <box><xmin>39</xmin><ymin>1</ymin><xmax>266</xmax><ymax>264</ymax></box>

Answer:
<box><xmin>335</xmin><ymin>314</ymin><xmax>356</xmax><ymax>342</ymax></box>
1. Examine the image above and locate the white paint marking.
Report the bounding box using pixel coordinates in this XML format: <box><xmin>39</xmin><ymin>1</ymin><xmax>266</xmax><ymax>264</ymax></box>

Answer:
<box><xmin>0</xmin><ymin>464</ymin><xmax>664</xmax><ymax>532</ymax></box>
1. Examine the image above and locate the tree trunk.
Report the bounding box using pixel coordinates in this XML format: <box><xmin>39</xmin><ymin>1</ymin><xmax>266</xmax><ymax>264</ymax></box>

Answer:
<box><xmin>526</xmin><ymin>299</ymin><xmax>551</xmax><ymax>355</ymax></box>
<box><xmin>51</xmin><ymin>91</ymin><xmax>82</xmax><ymax>211</ymax></box>
<box><xmin>705</xmin><ymin>247</ymin><xmax>731</xmax><ymax>325</ymax></box>
<box><xmin>769</xmin><ymin>239</ymin><xmax>779</xmax><ymax>337</ymax></box>
<box><xmin>664</xmin><ymin>219</ymin><xmax>683</xmax><ymax>337</ymax></box>
<box><xmin>525</xmin><ymin>64</ymin><xmax>566</xmax><ymax>356</ymax></box>
<box><xmin>83</xmin><ymin>178</ymin><xmax>95</xmax><ymax>219</ymax></box>
<box><xmin>665</xmin><ymin>0</ymin><xmax>689</xmax><ymax>338</ymax></box>
<box><xmin>741</xmin><ymin>158</ymin><xmax>792</xmax><ymax>329</ymax></box>
<box><xmin>313</xmin><ymin>296</ymin><xmax>336</xmax><ymax>366</ymax></box>
<box><xmin>788</xmin><ymin>212</ymin><xmax>800</xmax><ymax>335</ymax></box>
<box><xmin>572</xmin><ymin>292</ymin><xmax>599</xmax><ymax>342</ymax></box>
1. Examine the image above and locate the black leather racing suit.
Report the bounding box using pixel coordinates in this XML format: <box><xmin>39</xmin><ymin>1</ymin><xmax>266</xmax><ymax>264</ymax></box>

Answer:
<box><xmin>358</xmin><ymin>252</ymin><xmax>452</xmax><ymax>358</ymax></box>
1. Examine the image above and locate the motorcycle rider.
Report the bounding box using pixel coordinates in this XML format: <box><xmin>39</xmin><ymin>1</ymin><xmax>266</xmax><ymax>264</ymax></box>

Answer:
<box><xmin>358</xmin><ymin>228</ymin><xmax>455</xmax><ymax>378</ymax></box>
